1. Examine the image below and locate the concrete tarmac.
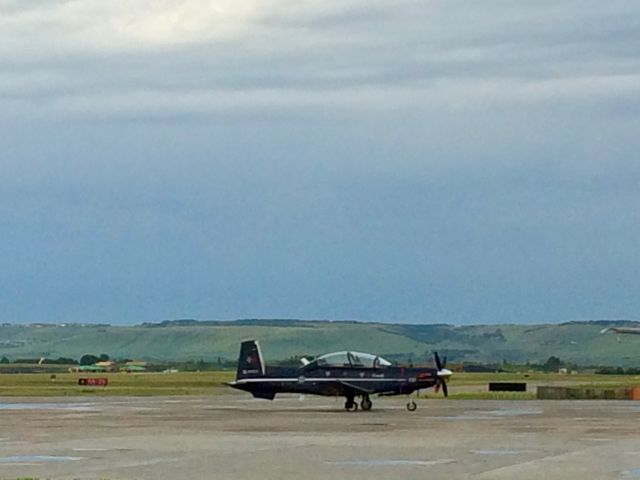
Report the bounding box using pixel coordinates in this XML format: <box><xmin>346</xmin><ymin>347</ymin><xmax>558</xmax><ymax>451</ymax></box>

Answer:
<box><xmin>1</xmin><ymin>394</ymin><xmax>640</xmax><ymax>479</ymax></box>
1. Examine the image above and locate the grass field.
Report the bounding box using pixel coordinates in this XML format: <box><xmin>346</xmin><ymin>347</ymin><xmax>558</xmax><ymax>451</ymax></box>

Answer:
<box><xmin>0</xmin><ymin>371</ymin><xmax>234</xmax><ymax>396</ymax></box>
<box><xmin>2</xmin><ymin>371</ymin><xmax>640</xmax><ymax>398</ymax></box>
<box><xmin>444</xmin><ymin>372</ymin><xmax>640</xmax><ymax>400</ymax></box>
<box><xmin>452</xmin><ymin>371</ymin><xmax>640</xmax><ymax>386</ymax></box>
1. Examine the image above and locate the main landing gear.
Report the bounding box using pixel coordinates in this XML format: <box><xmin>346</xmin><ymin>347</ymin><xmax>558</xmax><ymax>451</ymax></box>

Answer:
<box><xmin>344</xmin><ymin>394</ymin><xmax>373</xmax><ymax>412</ymax></box>
<box><xmin>344</xmin><ymin>394</ymin><xmax>417</xmax><ymax>412</ymax></box>
<box><xmin>344</xmin><ymin>395</ymin><xmax>358</xmax><ymax>411</ymax></box>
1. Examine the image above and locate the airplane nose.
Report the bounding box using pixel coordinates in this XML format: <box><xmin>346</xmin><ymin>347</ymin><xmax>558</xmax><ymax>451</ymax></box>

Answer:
<box><xmin>437</xmin><ymin>368</ymin><xmax>453</xmax><ymax>378</ymax></box>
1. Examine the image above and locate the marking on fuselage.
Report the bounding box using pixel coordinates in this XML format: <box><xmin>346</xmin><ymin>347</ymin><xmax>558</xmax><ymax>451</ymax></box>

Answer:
<box><xmin>235</xmin><ymin>377</ymin><xmax>426</xmax><ymax>384</ymax></box>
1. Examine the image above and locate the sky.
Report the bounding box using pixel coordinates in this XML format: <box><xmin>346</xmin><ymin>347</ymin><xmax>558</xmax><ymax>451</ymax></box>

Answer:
<box><xmin>1</xmin><ymin>0</ymin><xmax>640</xmax><ymax>325</ymax></box>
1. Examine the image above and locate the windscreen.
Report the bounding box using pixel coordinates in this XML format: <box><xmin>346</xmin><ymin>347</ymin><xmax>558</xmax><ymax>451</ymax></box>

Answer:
<box><xmin>314</xmin><ymin>351</ymin><xmax>391</xmax><ymax>368</ymax></box>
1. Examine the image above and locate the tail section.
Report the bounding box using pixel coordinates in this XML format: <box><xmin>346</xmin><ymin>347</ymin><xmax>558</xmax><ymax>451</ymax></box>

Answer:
<box><xmin>229</xmin><ymin>340</ymin><xmax>275</xmax><ymax>400</ymax></box>
<box><xmin>236</xmin><ymin>339</ymin><xmax>266</xmax><ymax>380</ymax></box>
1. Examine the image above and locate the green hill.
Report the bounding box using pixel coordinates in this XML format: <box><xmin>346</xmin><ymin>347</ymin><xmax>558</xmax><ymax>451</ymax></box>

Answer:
<box><xmin>1</xmin><ymin>319</ymin><xmax>640</xmax><ymax>366</ymax></box>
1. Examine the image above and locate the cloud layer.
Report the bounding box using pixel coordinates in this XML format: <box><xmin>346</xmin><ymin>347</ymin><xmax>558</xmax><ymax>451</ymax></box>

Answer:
<box><xmin>1</xmin><ymin>1</ymin><xmax>639</xmax><ymax>324</ymax></box>
<box><xmin>2</xmin><ymin>1</ymin><xmax>639</xmax><ymax>117</ymax></box>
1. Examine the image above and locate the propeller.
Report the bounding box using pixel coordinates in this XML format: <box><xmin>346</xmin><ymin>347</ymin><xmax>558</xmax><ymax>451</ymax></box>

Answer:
<box><xmin>440</xmin><ymin>377</ymin><xmax>449</xmax><ymax>397</ymax></box>
<box><xmin>434</xmin><ymin>352</ymin><xmax>452</xmax><ymax>397</ymax></box>
<box><xmin>434</xmin><ymin>351</ymin><xmax>446</xmax><ymax>371</ymax></box>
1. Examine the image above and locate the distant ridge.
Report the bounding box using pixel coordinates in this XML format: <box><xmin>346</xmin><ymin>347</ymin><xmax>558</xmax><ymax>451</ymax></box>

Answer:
<box><xmin>0</xmin><ymin>318</ymin><xmax>640</xmax><ymax>367</ymax></box>
<box><xmin>140</xmin><ymin>318</ymin><xmax>365</xmax><ymax>328</ymax></box>
<box><xmin>560</xmin><ymin>319</ymin><xmax>640</xmax><ymax>326</ymax></box>
<box><xmin>1</xmin><ymin>319</ymin><xmax>640</xmax><ymax>366</ymax></box>
<box><xmin>8</xmin><ymin>318</ymin><xmax>640</xmax><ymax>329</ymax></box>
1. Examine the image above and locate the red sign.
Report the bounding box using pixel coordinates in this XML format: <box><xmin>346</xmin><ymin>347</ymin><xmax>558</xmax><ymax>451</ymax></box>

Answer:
<box><xmin>78</xmin><ymin>377</ymin><xmax>108</xmax><ymax>386</ymax></box>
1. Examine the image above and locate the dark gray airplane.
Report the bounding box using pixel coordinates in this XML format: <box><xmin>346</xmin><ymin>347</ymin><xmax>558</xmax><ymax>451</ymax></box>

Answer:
<box><xmin>227</xmin><ymin>340</ymin><xmax>452</xmax><ymax>411</ymax></box>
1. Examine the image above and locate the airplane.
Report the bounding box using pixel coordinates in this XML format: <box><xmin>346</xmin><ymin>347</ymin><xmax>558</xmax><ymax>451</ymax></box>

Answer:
<box><xmin>600</xmin><ymin>326</ymin><xmax>640</xmax><ymax>342</ymax></box>
<box><xmin>226</xmin><ymin>340</ymin><xmax>453</xmax><ymax>411</ymax></box>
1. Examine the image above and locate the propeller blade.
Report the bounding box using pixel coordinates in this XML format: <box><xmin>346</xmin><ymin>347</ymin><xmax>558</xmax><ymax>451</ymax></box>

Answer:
<box><xmin>442</xmin><ymin>355</ymin><xmax>447</xmax><ymax>369</ymax></box>
<box><xmin>434</xmin><ymin>383</ymin><xmax>440</xmax><ymax>393</ymax></box>
<box><xmin>442</xmin><ymin>381</ymin><xmax>448</xmax><ymax>397</ymax></box>
<box><xmin>434</xmin><ymin>352</ymin><xmax>443</xmax><ymax>371</ymax></box>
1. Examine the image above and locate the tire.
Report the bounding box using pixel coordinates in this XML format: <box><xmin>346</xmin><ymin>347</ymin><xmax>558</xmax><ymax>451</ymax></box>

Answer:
<box><xmin>361</xmin><ymin>397</ymin><xmax>372</xmax><ymax>411</ymax></box>
<box><xmin>406</xmin><ymin>400</ymin><xmax>417</xmax><ymax>412</ymax></box>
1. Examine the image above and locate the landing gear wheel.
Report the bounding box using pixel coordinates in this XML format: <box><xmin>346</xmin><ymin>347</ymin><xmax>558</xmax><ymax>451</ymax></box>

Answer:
<box><xmin>360</xmin><ymin>396</ymin><xmax>372</xmax><ymax>411</ymax></box>
<box><xmin>406</xmin><ymin>400</ymin><xmax>417</xmax><ymax>412</ymax></box>
<box><xmin>345</xmin><ymin>399</ymin><xmax>358</xmax><ymax>411</ymax></box>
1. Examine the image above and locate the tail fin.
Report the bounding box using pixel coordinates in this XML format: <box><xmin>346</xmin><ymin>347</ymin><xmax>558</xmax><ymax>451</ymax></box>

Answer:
<box><xmin>236</xmin><ymin>340</ymin><xmax>266</xmax><ymax>380</ymax></box>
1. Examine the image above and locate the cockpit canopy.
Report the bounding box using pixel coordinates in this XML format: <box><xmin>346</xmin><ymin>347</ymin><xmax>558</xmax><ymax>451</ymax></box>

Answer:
<box><xmin>309</xmin><ymin>351</ymin><xmax>392</xmax><ymax>369</ymax></box>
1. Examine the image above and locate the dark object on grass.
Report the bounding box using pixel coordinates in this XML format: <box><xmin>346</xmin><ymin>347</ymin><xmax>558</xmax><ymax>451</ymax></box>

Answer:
<box><xmin>489</xmin><ymin>382</ymin><xmax>526</xmax><ymax>392</ymax></box>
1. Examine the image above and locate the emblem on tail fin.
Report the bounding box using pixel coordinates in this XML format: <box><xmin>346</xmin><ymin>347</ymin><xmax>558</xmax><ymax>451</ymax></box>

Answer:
<box><xmin>236</xmin><ymin>340</ymin><xmax>266</xmax><ymax>379</ymax></box>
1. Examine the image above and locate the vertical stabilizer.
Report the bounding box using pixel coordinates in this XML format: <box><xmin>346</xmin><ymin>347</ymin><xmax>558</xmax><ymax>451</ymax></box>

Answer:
<box><xmin>236</xmin><ymin>340</ymin><xmax>266</xmax><ymax>380</ymax></box>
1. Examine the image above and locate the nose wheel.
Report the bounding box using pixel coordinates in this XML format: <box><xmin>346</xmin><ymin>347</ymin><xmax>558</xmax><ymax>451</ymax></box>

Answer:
<box><xmin>406</xmin><ymin>400</ymin><xmax>417</xmax><ymax>411</ymax></box>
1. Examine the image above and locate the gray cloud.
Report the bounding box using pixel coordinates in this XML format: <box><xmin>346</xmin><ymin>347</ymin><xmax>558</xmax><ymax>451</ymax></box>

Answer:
<box><xmin>1</xmin><ymin>1</ymin><xmax>639</xmax><ymax>118</ymax></box>
<box><xmin>1</xmin><ymin>1</ymin><xmax>640</xmax><ymax>324</ymax></box>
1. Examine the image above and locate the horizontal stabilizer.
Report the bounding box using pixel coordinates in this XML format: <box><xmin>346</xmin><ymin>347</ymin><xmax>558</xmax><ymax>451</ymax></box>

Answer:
<box><xmin>252</xmin><ymin>391</ymin><xmax>276</xmax><ymax>400</ymax></box>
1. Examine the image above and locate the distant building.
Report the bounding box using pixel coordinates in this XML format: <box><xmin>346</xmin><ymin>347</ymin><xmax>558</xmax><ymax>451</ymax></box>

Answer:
<box><xmin>121</xmin><ymin>364</ymin><xmax>146</xmax><ymax>372</ymax></box>
<box><xmin>95</xmin><ymin>361</ymin><xmax>116</xmax><ymax>371</ymax></box>
<box><xmin>76</xmin><ymin>365</ymin><xmax>106</xmax><ymax>372</ymax></box>
<box><xmin>125</xmin><ymin>360</ymin><xmax>147</xmax><ymax>366</ymax></box>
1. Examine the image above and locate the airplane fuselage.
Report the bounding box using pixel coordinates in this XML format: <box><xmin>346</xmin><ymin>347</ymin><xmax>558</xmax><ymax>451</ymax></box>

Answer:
<box><xmin>230</xmin><ymin>364</ymin><xmax>439</xmax><ymax>399</ymax></box>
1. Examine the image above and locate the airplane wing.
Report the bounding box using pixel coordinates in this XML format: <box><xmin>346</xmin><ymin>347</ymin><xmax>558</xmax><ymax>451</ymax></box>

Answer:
<box><xmin>336</xmin><ymin>380</ymin><xmax>375</xmax><ymax>395</ymax></box>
